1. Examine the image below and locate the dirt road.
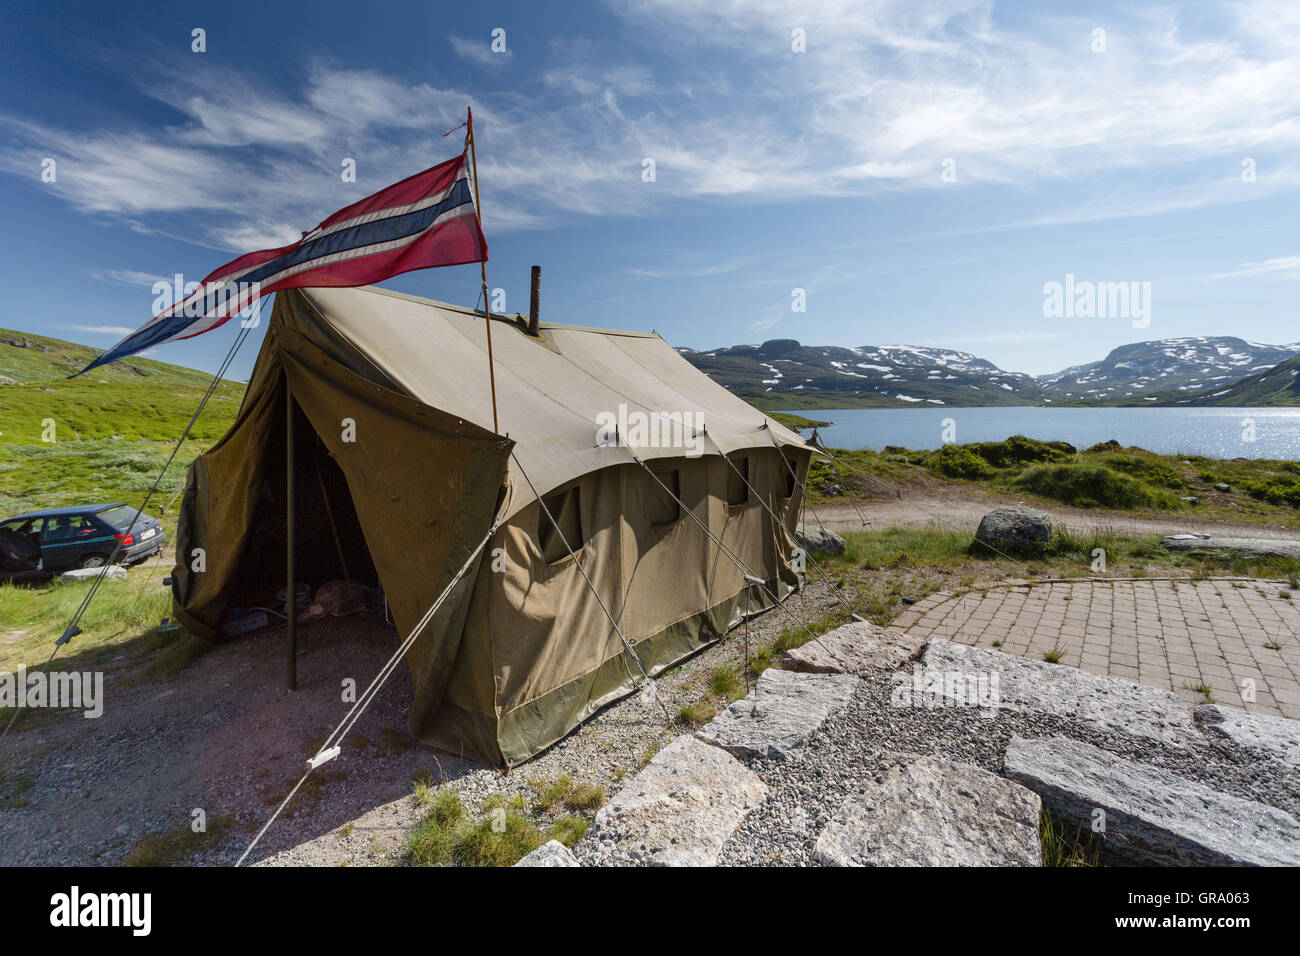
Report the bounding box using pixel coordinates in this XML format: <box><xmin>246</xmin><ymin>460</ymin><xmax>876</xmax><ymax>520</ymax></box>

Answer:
<box><xmin>805</xmin><ymin>485</ymin><xmax>1300</xmax><ymax>541</ymax></box>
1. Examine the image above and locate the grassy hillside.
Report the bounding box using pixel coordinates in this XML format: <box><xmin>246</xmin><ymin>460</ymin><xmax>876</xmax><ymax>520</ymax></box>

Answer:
<box><xmin>0</xmin><ymin>328</ymin><xmax>242</xmax><ymax>516</ymax></box>
<box><xmin>1181</xmin><ymin>353</ymin><xmax>1300</xmax><ymax>407</ymax></box>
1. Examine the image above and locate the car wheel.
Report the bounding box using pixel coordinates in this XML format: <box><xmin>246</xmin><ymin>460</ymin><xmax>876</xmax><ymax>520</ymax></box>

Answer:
<box><xmin>80</xmin><ymin>554</ymin><xmax>108</xmax><ymax>569</ymax></box>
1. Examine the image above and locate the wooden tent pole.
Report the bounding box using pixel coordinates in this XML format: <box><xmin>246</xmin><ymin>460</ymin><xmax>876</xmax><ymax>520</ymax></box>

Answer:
<box><xmin>285</xmin><ymin>381</ymin><xmax>297</xmax><ymax>692</ymax></box>
<box><xmin>466</xmin><ymin>106</ymin><xmax>500</xmax><ymax>434</ymax></box>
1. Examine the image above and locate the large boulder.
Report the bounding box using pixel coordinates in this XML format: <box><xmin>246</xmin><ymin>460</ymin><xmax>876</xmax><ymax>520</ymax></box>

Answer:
<box><xmin>1194</xmin><ymin>705</ymin><xmax>1299</xmax><ymax>772</ymax></box>
<box><xmin>782</xmin><ymin>620</ymin><xmax>923</xmax><ymax>675</ymax></box>
<box><xmin>1160</xmin><ymin>535</ymin><xmax>1300</xmax><ymax>559</ymax></box>
<box><xmin>813</xmin><ymin>756</ymin><xmax>1042</xmax><ymax>866</ymax></box>
<box><xmin>920</xmin><ymin>640</ymin><xmax>1199</xmax><ymax>748</ymax></box>
<box><xmin>514</xmin><ymin>839</ymin><xmax>579</xmax><ymax>867</ymax></box>
<box><xmin>795</xmin><ymin>524</ymin><xmax>846</xmax><ymax>557</ymax></box>
<box><xmin>695</xmin><ymin>668</ymin><xmax>858</xmax><ymax>761</ymax></box>
<box><xmin>1005</xmin><ymin>736</ymin><xmax>1300</xmax><ymax>866</ymax></box>
<box><xmin>60</xmin><ymin>565</ymin><xmax>127</xmax><ymax>582</ymax></box>
<box><xmin>580</xmin><ymin>735</ymin><xmax>766</xmax><ymax>866</ymax></box>
<box><xmin>974</xmin><ymin>506</ymin><xmax>1052</xmax><ymax>557</ymax></box>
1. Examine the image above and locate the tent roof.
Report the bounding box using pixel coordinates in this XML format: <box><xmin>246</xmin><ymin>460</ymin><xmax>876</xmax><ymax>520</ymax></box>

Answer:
<box><xmin>275</xmin><ymin>285</ymin><xmax>809</xmax><ymax>518</ymax></box>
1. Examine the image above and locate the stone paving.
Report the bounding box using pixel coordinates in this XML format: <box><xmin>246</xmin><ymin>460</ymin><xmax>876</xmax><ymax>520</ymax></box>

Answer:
<box><xmin>893</xmin><ymin>578</ymin><xmax>1300</xmax><ymax>719</ymax></box>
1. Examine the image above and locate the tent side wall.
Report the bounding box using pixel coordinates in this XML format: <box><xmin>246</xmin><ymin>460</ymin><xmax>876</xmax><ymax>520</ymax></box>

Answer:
<box><xmin>420</xmin><ymin>445</ymin><xmax>810</xmax><ymax>766</ymax></box>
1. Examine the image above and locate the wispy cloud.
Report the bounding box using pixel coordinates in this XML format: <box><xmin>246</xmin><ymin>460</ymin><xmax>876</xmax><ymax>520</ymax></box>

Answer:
<box><xmin>3</xmin><ymin>1</ymin><xmax>1300</xmax><ymax>251</ymax></box>
<box><xmin>1205</xmin><ymin>256</ymin><xmax>1300</xmax><ymax>281</ymax></box>
<box><xmin>628</xmin><ymin>261</ymin><xmax>743</xmax><ymax>279</ymax></box>
<box><xmin>450</xmin><ymin>34</ymin><xmax>514</xmax><ymax>67</ymax></box>
<box><xmin>67</xmin><ymin>324</ymin><xmax>133</xmax><ymax>336</ymax></box>
<box><xmin>85</xmin><ymin>267</ymin><xmax>170</xmax><ymax>287</ymax></box>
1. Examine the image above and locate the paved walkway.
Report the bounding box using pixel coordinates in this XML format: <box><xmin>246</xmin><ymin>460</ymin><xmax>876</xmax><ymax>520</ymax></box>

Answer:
<box><xmin>892</xmin><ymin>578</ymin><xmax>1300</xmax><ymax>719</ymax></box>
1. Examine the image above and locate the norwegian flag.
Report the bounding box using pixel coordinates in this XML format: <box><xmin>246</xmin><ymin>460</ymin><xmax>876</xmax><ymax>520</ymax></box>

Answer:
<box><xmin>78</xmin><ymin>152</ymin><xmax>487</xmax><ymax>374</ymax></box>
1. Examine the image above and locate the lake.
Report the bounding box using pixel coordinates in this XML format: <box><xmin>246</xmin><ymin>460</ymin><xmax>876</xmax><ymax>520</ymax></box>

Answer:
<box><xmin>789</xmin><ymin>407</ymin><xmax>1300</xmax><ymax>460</ymax></box>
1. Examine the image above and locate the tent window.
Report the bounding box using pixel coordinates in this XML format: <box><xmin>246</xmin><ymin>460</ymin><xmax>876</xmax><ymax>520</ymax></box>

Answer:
<box><xmin>539</xmin><ymin>487</ymin><xmax>582</xmax><ymax>563</ymax></box>
<box><xmin>781</xmin><ymin>451</ymin><xmax>799</xmax><ymax>498</ymax></box>
<box><xmin>647</xmin><ymin>469</ymin><xmax>681</xmax><ymax>528</ymax></box>
<box><xmin>726</xmin><ymin>456</ymin><xmax>749</xmax><ymax>507</ymax></box>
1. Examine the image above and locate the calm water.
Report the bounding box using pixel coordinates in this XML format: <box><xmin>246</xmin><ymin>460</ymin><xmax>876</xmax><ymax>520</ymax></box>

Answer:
<box><xmin>790</xmin><ymin>407</ymin><xmax>1300</xmax><ymax>460</ymax></box>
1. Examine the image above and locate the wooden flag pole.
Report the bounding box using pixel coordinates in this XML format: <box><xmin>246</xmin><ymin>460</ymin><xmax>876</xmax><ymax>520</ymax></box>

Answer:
<box><xmin>285</xmin><ymin>382</ymin><xmax>297</xmax><ymax>692</ymax></box>
<box><xmin>466</xmin><ymin>107</ymin><xmax>500</xmax><ymax>434</ymax></box>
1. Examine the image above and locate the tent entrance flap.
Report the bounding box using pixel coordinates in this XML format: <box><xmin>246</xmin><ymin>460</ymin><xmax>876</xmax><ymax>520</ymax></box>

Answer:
<box><xmin>172</xmin><ymin>319</ymin><xmax>514</xmax><ymax>730</ymax></box>
<box><xmin>199</xmin><ymin>376</ymin><xmax>385</xmax><ymax>621</ymax></box>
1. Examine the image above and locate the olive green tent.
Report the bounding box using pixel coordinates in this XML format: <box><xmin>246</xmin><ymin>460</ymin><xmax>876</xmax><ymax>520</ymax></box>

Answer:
<box><xmin>172</xmin><ymin>285</ymin><xmax>812</xmax><ymax>766</ymax></box>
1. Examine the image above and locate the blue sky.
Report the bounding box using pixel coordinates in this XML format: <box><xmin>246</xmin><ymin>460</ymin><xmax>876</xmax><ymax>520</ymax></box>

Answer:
<box><xmin>1</xmin><ymin>0</ymin><xmax>1297</xmax><ymax>380</ymax></box>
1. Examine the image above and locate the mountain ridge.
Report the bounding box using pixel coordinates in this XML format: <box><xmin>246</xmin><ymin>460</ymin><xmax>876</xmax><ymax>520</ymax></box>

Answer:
<box><xmin>678</xmin><ymin>335</ymin><xmax>1300</xmax><ymax>410</ymax></box>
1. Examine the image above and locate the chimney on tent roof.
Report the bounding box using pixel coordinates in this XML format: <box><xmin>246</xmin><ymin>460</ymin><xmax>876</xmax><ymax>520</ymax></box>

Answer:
<box><xmin>528</xmin><ymin>266</ymin><xmax>541</xmax><ymax>336</ymax></box>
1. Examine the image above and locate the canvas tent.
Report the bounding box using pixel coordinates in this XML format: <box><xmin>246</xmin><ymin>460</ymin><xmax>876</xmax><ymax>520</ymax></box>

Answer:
<box><xmin>172</xmin><ymin>284</ymin><xmax>813</xmax><ymax>766</ymax></box>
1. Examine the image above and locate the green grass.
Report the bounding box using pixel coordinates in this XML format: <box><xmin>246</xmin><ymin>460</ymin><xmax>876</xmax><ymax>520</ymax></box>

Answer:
<box><xmin>767</xmin><ymin>412</ymin><xmax>831</xmax><ymax>431</ymax></box>
<box><xmin>708</xmin><ymin>665</ymin><xmax>744</xmax><ymax>701</ymax></box>
<box><xmin>1039</xmin><ymin>809</ymin><xmax>1101</xmax><ymax>867</ymax></box>
<box><xmin>863</xmin><ymin>522</ymin><xmax>1300</xmax><ymax>583</ymax></box>
<box><xmin>407</xmin><ymin>788</ymin><xmax>590</xmax><ymax>867</ymax></box>
<box><xmin>0</xmin><ymin>438</ymin><xmax>210</xmax><ymax>519</ymax></box>
<box><xmin>122</xmin><ymin>815</ymin><xmax>233</xmax><ymax>866</ymax></box>
<box><xmin>0</xmin><ymin>571</ymin><xmax>206</xmax><ymax>679</ymax></box>
<box><xmin>0</xmin><ymin>325</ymin><xmax>241</xmax><ymax>442</ymax></box>
<box><xmin>0</xmin><ymin>327</ymin><xmax>240</xmax><ymax>555</ymax></box>
<box><xmin>0</xmin><ymin>768</ymin><xmax>35</xmax><ymax>809</ymax></box>
<box><xmin>803</xmin><ymin>437</ymin><xmax>1300</xmax><ymax>530</ymax></box>
<box><xmin>527</xmin><ymin>775</ymin><xmax>607</xmax><ymax>813</ymax></box>
<box><xmin>1015</xmin><ymin>463</ymin><xmax>1176</xmax><ymax>509</ymax></box>
<box><xmin>676</xmin><ymin>702</ymin><xmax>716</xmax><ymax>727</ymax></box>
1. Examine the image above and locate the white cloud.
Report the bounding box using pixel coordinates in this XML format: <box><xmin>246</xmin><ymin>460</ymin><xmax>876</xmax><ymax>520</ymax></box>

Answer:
<box><xmin>450</xmin><ymin>34</ymin><xmax>513</xmax><ymax>67</ymax></box>
<box><xmin>67</xmin><ymin>325</ymin><xmax>134</xmax><ymax>335</ymax></box>
<box><xmin>85</xmin><ymin>268</ymin><xmax>169</xmax><ymax>287</ymax></box>
<box><xmin>1205</xmin><ymin>256</ymin><xmax>1300</xmax><ymax>281</ymax></box>
<box><xmin>3</xmin><ymin>1</ymin><xmax>1300</xmax><ymax>250</ymax></box>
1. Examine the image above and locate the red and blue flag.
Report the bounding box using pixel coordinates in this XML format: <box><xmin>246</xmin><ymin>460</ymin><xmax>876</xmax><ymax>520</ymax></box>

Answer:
<box><xmin>79</xmin><ymin>152</ymin><xmax>486</xmax><ymax>374</ymax></box>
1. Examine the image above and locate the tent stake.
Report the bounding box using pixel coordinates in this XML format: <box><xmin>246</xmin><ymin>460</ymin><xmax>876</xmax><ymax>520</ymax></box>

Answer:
<box><xmin>286</xmin><ymin>380</ymin><xmax>298</xmax><ymax>692</ymax></box>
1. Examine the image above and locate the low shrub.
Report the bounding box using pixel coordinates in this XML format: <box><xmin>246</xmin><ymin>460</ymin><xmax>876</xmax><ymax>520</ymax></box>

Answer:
<box><xmin>1015</xmin><ymin>464</ymin><xmax>1172</xmax><ymax>509</ymax></box>
<box><xmin>1103</xmin><ymin>454</ymin><xmax>1189</xmax><ymax>490</ymax></box>
<box><xmin>930</xmin><ymin>445</ymin><xmax>995</xmax><ymax>480</ymax></box>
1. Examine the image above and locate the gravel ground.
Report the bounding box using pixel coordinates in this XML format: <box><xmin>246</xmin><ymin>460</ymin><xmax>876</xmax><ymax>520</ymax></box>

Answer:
<box><xmin>717</xmin><ymin>667</ymin><xmax>1299</xmax><ymax>866</ymax></box>
<box><xmin>260</xmin><ymin>578</ymin><xmax>846</xmax><ymax>866</ymax></box>
<box><xmin>0</xmin><ymin>578</ymin><xmax>843</xmax><ymax>867</ymax></box>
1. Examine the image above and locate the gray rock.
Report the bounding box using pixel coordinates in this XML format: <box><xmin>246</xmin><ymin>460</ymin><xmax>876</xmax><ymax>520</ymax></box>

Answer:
<box><xmin>813</xmin><ymin>756</ymin><xmax>1042</xmax><ymax>867</ymax></box>
<box><xmin>920</xmin><ymin>640</ymin><xmax>1198</xmax><ymax>747</ymax></box>
<box><xmin>795</xmin><ymin>524</ymin><xmax>846</xmax><ymax>557</ymax></box>
<box><xmin>1195</xmin><ymin>704</ymin><xmax>1300</xmax><ymax>771</ymax></box>
<box><xmin>581</xmin><ymin>735</ymin><xmax>766</xmax><ymax>866</ymax></box>
<box><xmin>1160</xmin><ymin>535</ymin><xmax>1300</xmax><ymax>558</ymax></box>
<box><xmin>1215</xmin><ymin>482</ymin><xmax>1232</xmax><ymax>492</ymax></box>
<box><xmin>1004</xmin><ymin>735</ymin><xmax>1300</xmax><ymax>866</ymax></box>
<box><xmin>60</xmin><ymin>565</ymin><xmax>127</xmax><ymax>582</ymax></box>
<box><xmin>696</xmin><ymin>668</ymin><xmax>858</xmax><ymax>761</ymax></box>
<box><xmin>782</xmin><ymin>620</ymin><xmax>923</xmax><ymax>674</ymax></box>
<box><xmin>514</xmin><ymin>839</ymin><xmax>579</xmax><ymax>867</ymax></box>
<box><xmin>974</xmin><ymin>506</ymin><xmax>1052</xmax><ymax>557</ymax></box>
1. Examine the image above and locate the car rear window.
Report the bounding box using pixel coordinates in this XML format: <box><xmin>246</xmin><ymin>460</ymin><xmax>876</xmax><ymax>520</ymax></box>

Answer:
<box><xmin>98</xmin><ymin>506</ymin><xmax>140</xmax><ymax>530</ymax></box>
